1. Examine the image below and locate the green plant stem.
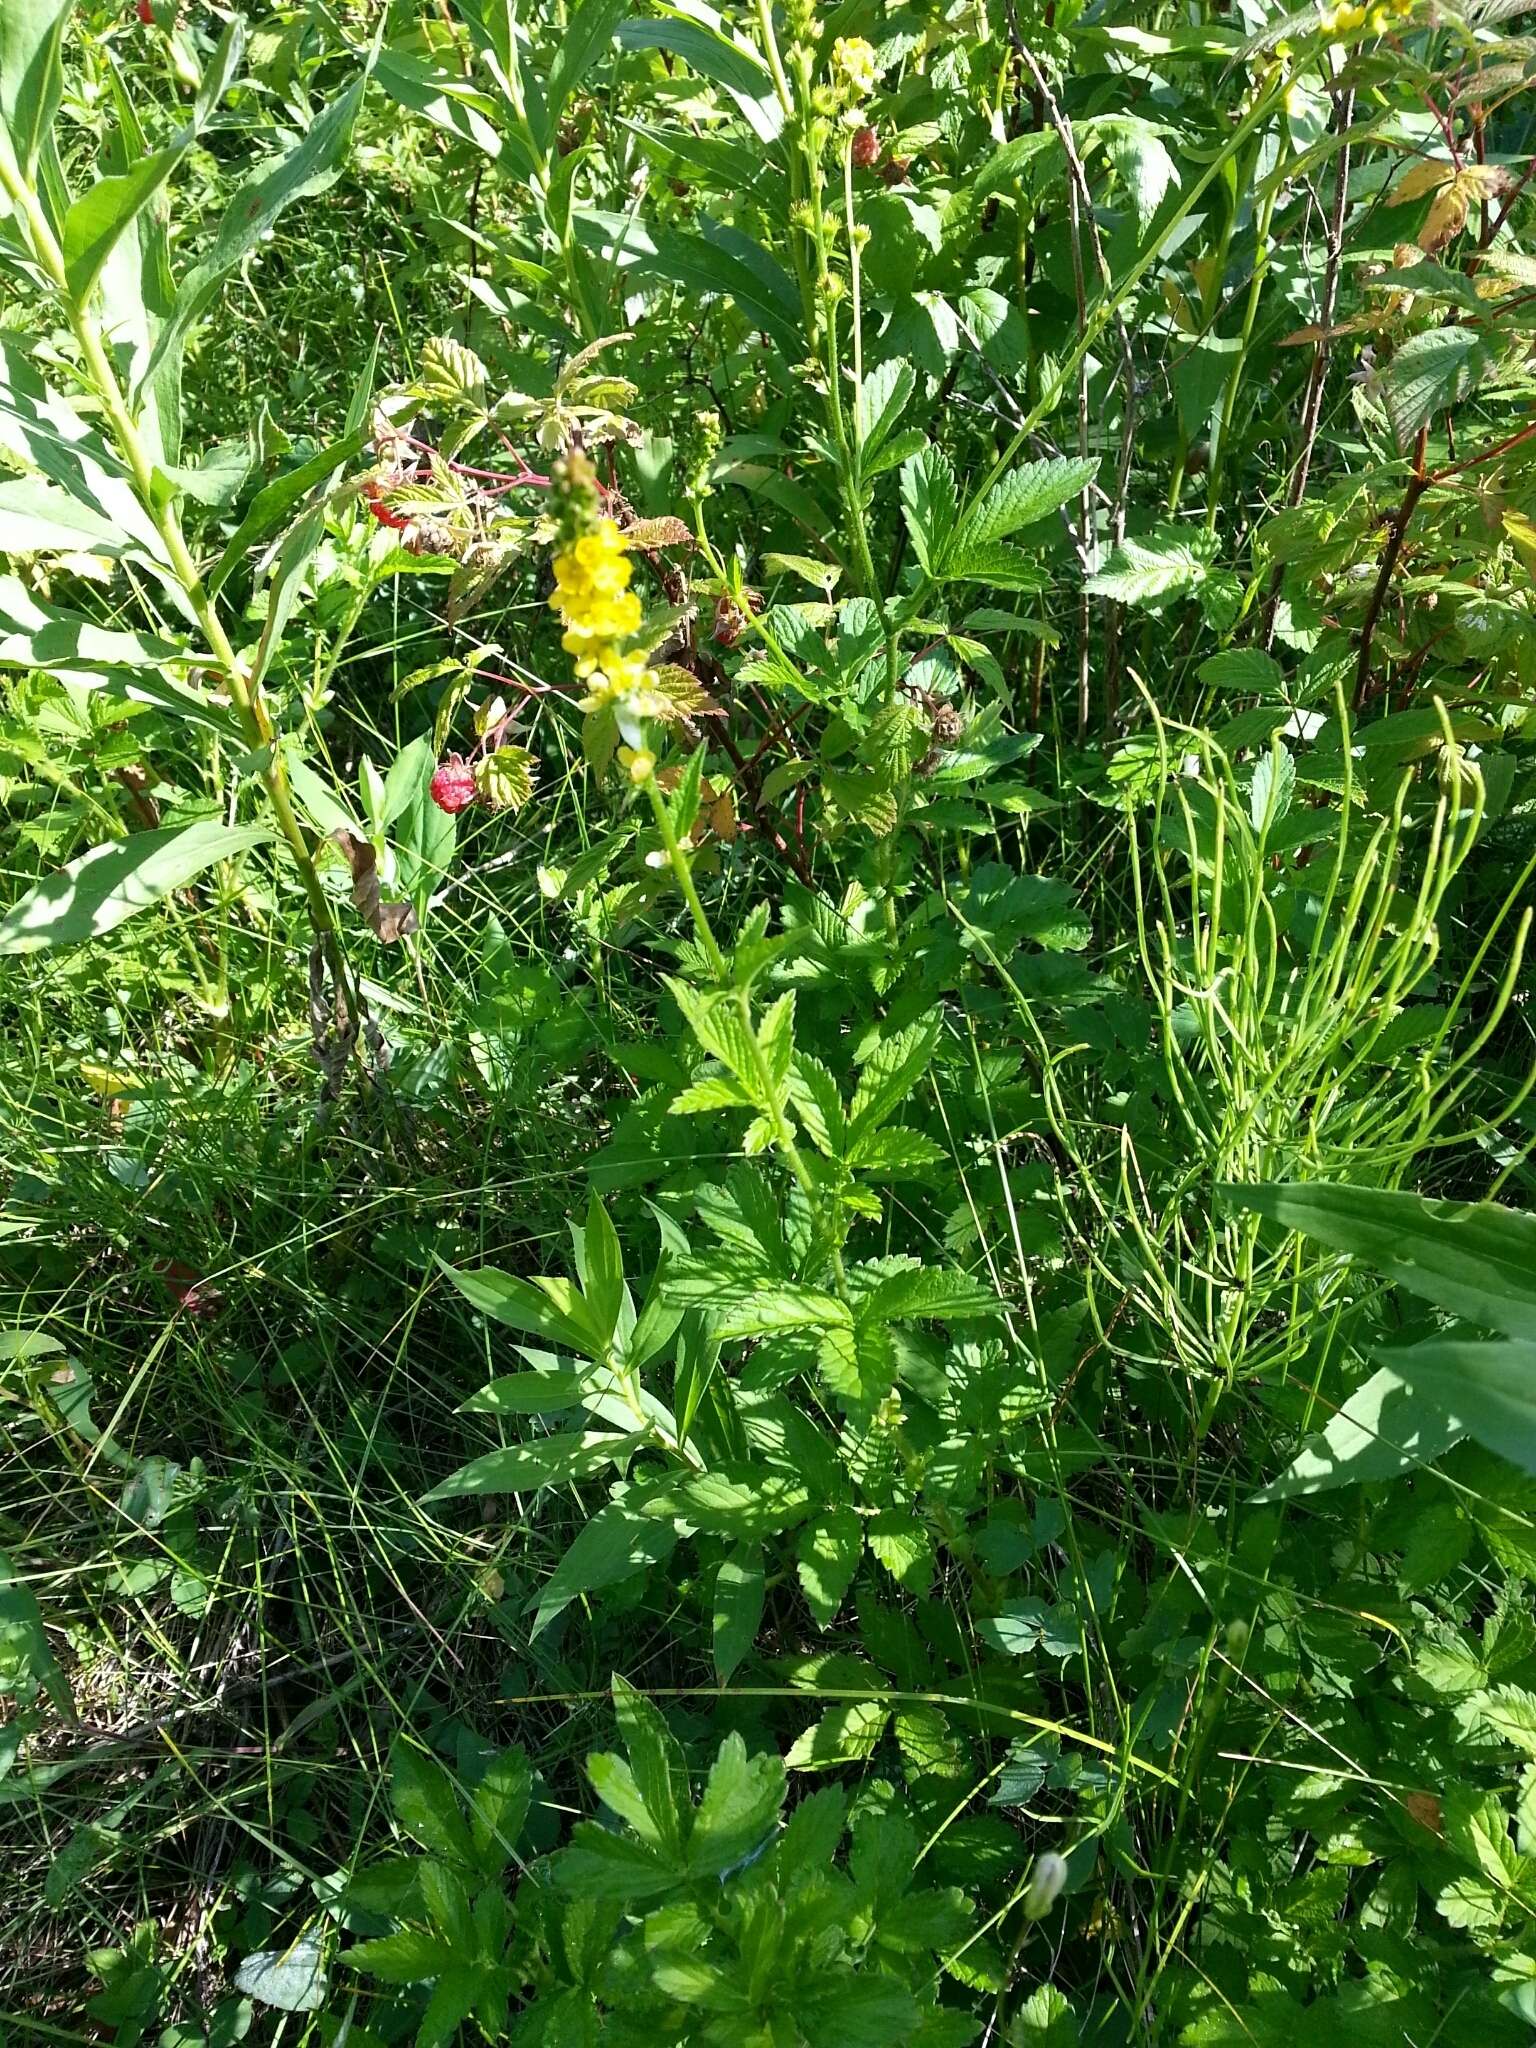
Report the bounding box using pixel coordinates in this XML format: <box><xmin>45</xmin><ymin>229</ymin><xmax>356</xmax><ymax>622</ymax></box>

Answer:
<box><xmin>644</xmin><ymin>774</ymin><xmax>728</xmax><ymax>983</ymax></box>
<box><xmin>0</xmin><ymin>147</ymin><xmax>355</xmax><ymax>1015</ymax></box>
<box><xmin>755</xmin><ymin>8</ymin><xmax>899</xmax><ymax>700</ymax></box>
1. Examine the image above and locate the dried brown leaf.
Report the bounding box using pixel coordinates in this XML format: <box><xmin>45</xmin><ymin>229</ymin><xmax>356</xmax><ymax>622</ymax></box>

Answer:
<box><xmin>1389</xmin><ymin>159</ymin><xmax>1456</xmax><ymax>206</ymax></box>
<box><xmin>624</xmin><ymin>516</ymin><xmax>695</xmax><ymax>550</ymax></box>
<box><xmin>332</xmin><ymin>831</ymin><xmax>418</xmax><ymax>944</ymax></box>
<box><xmin>1418</xmin><ymin>183</ymin><xmax>1470</xmax><ymax>253</ymax></box>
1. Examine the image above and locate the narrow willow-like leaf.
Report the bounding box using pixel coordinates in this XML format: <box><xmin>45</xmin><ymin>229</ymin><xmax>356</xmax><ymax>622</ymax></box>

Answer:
<box><xmin>0</xmin><ymin>820</ymin><xmax>267</xmax><ymax>956</ymax></box>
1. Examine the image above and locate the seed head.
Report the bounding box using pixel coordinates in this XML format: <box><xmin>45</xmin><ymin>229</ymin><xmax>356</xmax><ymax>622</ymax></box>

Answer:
<box><xmin>713</xmin><ymin>595</ymin><xmax>746</xmax><ymax>647</ymax></box>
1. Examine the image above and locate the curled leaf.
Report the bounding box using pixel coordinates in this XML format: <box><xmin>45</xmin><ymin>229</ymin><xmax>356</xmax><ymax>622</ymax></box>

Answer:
<box><xmin>623</xmin><ymin>516</ymin><xmax>694</xmax><ymax>550</ymax></box>
<box><xmin>332</xmin><ymin>831</ymin><xmax>418</xmax><ymax>943</ymax></box>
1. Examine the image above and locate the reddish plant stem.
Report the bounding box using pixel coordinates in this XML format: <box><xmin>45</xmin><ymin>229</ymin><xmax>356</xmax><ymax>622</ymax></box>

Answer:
<box><xmin>1350</xmin><ymin>406</ymin><xmax>1536</xmax><ymax>713</ymax></box>
<box><xmin>1428</xmin><ymin>415</ymin><xmax>1536</xmax><ymax>484</ymax></box>
<box><xmin>402</xmin><ymin>434</ymin><xmax>550</xmax><ymax>489</ymax></box>
<box><xmin>473</xmin><ymin>667</ymin><xmax>558</xmax><ymax>701</ymax></box>
<box><xmin>743</xmin><ymin>700</ymin><xmax>812</xmax><ymax>775</ymax></box>
<box><xmin>1353</xmin><ymin>423</ymin><xmax>1429</xmax><ymax>711</ymax></box>
<box><xmin>684</xmin><ymin>648</ymin><xmax>813</xmax><ymax>885</ymax></box>
<box><xmin>1468</xmin><ymin>154</ymin><xmax>1536</xmax><ymax>275</ymax></box>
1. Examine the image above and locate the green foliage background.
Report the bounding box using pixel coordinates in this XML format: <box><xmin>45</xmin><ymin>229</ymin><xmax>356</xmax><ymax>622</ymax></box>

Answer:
<box><xmin>2</xmin><ymin>0</ymin><xmax>1536</xmax><ymax>2042</ymax></box>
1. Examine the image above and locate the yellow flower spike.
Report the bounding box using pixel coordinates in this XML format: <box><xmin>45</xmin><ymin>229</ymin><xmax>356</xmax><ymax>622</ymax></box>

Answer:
<box><xmin>831</xmin><ymin>35</ymin><xmax>878</xmax><ymax>99</ymax></box>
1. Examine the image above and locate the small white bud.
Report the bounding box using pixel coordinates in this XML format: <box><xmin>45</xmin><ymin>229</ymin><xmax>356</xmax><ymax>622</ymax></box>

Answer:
<box><xmin>1022</xmin><ymin>1851</ymin><xmax>1068</xmax><ymax>1920</ymax></box>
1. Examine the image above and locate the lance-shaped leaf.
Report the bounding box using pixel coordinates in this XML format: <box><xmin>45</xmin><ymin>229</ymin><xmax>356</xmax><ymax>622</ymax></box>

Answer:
<box><xmin>1253</xmin><ymin>1363</ymin><xmax>1467</xmax><ymax>1502</ymax></box>
<box><xmin>61</xmin><ymin>21</ymin><xmax>245</xmax><ymax>303</ymax></box>
<box><xmin>1225</xmin><ymin>1183</ymin><xmax>1536</xmax><ymax>1340</ymax></box>
<box><xmin>0</xmin><ymin>0</ymin><xmax>74</xmax><ymax>177</ymax></box>
<box><xmin>0</xmin><ymin>819</ymin><xmax>268</xmax><ymax>956</ymax></box>
<box><xmin>137</xmin><ymin>67</ymin><xmax>371</xmax><ymax>404</ymax></box>
<box><xmin>0</xmin><ymin>341</ymin><xmax>166</xmax><ymax>563</ymax></box>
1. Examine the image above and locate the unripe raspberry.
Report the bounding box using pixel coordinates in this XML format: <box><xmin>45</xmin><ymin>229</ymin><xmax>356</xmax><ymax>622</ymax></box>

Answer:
<box><xmin>713</xmin><ymin>595</ymin><xmax>746</xmax><ymax>648</ymax></box>
<box><xmin>429</xmin><ymin>756</ymin><xmax>478</xmax><ymax>814</ymax></box>
<box><xmin>852</xmin><ymin>125</ymin><xmax>880</xmax><ymax>170</ymax></box>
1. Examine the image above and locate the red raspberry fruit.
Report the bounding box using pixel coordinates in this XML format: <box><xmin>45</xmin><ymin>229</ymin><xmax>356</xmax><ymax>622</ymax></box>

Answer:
<box><xmin>429</xmin><ymin>756</ymin><xmax>478</xmax><ymax>814</ymax></box>
<box><xmin>851</xmin><ymin>125</ymin><xmax>880</xmax><ymax>170</ymax></box>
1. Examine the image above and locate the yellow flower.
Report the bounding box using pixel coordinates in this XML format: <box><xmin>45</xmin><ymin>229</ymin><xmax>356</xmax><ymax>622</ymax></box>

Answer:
<box><xmin>577</xmin><ymin>647</ymin><xmax>643</xmax><ymax>704</ymax></box>
<box><xmin>550</xmin><ymin>511</ymin><xmax>672</xmax><ymax>744</ymax></box>
<box><xmin>559</xmin><ymin>589</ymin><xmax>644</xmax><ymax>671</ymax></box>
<box><xmin>551</xmin><ymin>519</ymin><xmax>646</xmax><ymax>669</ymax></box>
<box><xmin>831</xmin><ymin>35</ymin><xmax>878</xmax><ymax>99</ymax></box>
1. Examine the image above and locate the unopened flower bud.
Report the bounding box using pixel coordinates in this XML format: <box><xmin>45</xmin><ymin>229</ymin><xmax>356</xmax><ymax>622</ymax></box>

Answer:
<box><xmin>1022</xmin><ymin>1852</ymin><xmax>1068</xmax><ymax>1921</ymax></box>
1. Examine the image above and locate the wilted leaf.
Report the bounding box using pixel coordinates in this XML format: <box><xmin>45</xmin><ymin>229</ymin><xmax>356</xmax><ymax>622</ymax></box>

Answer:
<box><xmin>624</xmin><ymin>516</ymin><xmax>694</xmax><ymax>550</ymax></box>
<box><xmin>235</xmin><ymin>1935</ymin><xmax>327</xmax><ymax>2013</ymax></box>
<box><xmin>332</xmin><ymin>830</ymin><xmax>418</xmax><ymax>943</ymax></box>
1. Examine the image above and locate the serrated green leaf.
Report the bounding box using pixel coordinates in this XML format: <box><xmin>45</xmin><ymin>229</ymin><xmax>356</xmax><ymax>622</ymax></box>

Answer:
<box><xmin>1086</xmin><ymin>533</ymin><xmax>1210</xmax><ymax>608</ymax></box>
<box><xmin>688</xmin><ymin>1731</ymin><xmax>784</xmax><ymax>1875</ymax></box>
<box><xmin>796</xmin><ymin>1507</ymin><xmax>863</xmax><ymax>1626</ymax></box>
<box><xmin>391</xmin><ymin>1740</ymin><xmax>474</xmax><ymax>1866</ymax></box>
<box><xmin>785</xmin><ymin>1700</ymin><xmax>889</xmax><ymax>1770</ymax></box>
<box><xmin>855</xmin><ymin>1262</ymin><xmax>998</xmax><ymax>1323</ymax></box>
<box><xmin>900</xmin><ymin>447</ymin><xmax>959</xmax><ymax>578</ymax></box>
<box><xmin>787</xmin><ymin>1054</ymin><xmax>846</xmax><ymax>1157</ymax></box>
<box><xmin>1197</xmin><ymin>647</ymin><xmax>1286</xmax><ymax>693</ymax></box>
<box><xmin>952</xmin><ymin>456</ymin><xmax>1097</xmax><ymax>554</ymax></box>
<box><xmin>1380</xmin><ymin>327</ymin><xmax>1488</xmax><ymax>451</ymax></box>
<box><xmin>679</xmin><ymin>1468</ymin><xmax>812</xmax><ymax>1537</ymax></box>
<box><xmin>713</xmin><ymin>1545</ymin><xmax>765</xmax><ymax>1683</ymax></box>
<box><xmin>866</xmin><ymin>1512</ymin><xmax>934</xmax><ymax>1593</ymax></box>
<box><xmin>610</xmin><ymin>1674</ymin><xmax>689</xmax><ymax>1862</ymax></box>
<box><xmin>849</xmin><ymin>1016</ymin><xmax>941</xmax><ymax>1135</ymax></box>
